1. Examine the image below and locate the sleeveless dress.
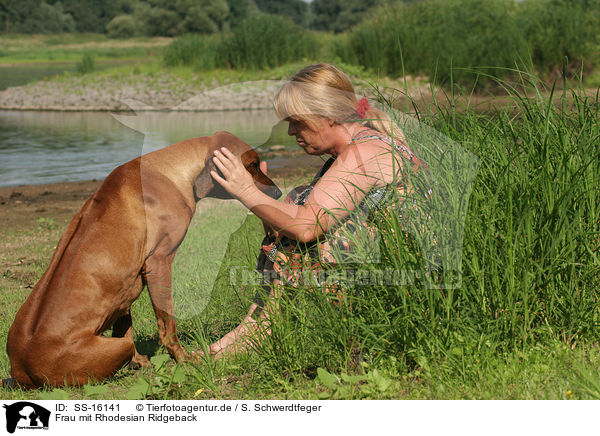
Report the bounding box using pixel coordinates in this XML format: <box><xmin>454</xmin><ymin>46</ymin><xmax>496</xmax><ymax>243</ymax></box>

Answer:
<box><xmin>253</xmin><ymin>129</ymin><xmax>430</xmax><ymax>307</ymax></box>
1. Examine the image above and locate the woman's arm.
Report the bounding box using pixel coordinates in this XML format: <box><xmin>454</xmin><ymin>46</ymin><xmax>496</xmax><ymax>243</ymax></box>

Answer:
<box><xmin>211</xmin><ymin>143</ymin><xmax>397</xmax><ymax>242</ymax></box>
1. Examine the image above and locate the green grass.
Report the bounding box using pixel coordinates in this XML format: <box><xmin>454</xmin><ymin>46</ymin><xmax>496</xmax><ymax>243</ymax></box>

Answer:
<box><xmin>1</xmin><ymin>78</ymin><xmax>599</xmax><ymax>400</ymax></box>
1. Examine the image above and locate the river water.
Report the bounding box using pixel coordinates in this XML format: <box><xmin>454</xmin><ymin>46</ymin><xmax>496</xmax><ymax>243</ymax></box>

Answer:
<box><xmin>0</xmin><ymin>109</ymin><xmax>301</xmax><ymax>188</ymax></box>
<box><xmin>0</xmin><ymin>61</ymin><xmax>139</xmax><ymax>91</ymax></box>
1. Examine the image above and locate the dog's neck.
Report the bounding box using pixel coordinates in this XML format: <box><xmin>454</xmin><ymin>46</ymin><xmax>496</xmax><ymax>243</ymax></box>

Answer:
<box><xmin>139</xmin><ymin>137</ymin><xmax>214</xmax><ymax>203</ymax></box>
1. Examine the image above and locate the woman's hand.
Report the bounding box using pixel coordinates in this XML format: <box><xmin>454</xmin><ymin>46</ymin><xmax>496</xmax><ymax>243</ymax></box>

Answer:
<box><xmin>211</xmin><ymin>147</ymin><xmax>258</xmax><ymax>200</ymax></box>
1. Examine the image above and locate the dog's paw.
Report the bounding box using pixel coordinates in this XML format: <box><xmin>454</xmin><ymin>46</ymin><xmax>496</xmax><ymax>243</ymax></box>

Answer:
<box><xmin>129</xmin><ymin>354</ymin><xmax>151</xmax><ymax>369</ymax></box>
<box><xmin>2</xmin><ymin>378</ymin><xmax>16</xmax><ymax>389</ymax></box>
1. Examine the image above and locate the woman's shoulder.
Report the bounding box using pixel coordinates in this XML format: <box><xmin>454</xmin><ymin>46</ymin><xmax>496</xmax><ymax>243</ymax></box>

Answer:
<box><xmin>340</xmin><ymin>128</ymin><xmax>401</xmax><ymax>164</ymax></box>
<box><xmin>352</xmin><ymin>128</ymin><xmax>398</xmax><ymax>146</ymax></box>
<box><xmin>352</xmin><ymin>127</ymin><xmax>419</xmax><ymax>165</ymax></box>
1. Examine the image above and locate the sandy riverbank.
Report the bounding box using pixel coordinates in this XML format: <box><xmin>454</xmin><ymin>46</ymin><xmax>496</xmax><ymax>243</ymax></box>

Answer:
<box><xmin>0</xmin><ymin>73</ymin><xmax>288</xmax><ymax>111</ymax></box>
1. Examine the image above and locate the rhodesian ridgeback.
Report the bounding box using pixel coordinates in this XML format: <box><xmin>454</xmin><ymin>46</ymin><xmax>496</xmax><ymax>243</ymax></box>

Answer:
<box><xmin>5</xmin><ymin>131</ymin><xmax>281</xmax><ymax>388</ymax></box>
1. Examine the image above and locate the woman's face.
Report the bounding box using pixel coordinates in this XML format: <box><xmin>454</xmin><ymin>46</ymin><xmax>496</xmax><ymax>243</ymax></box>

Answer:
<box><xmin>287</xmin><ymin>117</ymin><xmax>334</xmax><ymax>156</ymax></box>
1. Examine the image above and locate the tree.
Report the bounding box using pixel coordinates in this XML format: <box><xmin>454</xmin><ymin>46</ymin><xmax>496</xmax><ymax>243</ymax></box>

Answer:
<box><xmin>52</xmin><ymin>0</ymin><xmax>128</xmax><ymax>33</ymax></box>
<box><xmin>310</xmin><ymin>0</ymin><xmax>382</xmax><ymax>33</ymax></box>
<box><xmin>0</xmin><ymin>0</ymin><xmax>74</xmax><ymax>33</ymax></box>
<box><xmin>134</xmin><ymin>0</ymin><xmax>229</xmax><ymax>35</ymax></box>
<box><xmin>254</xmin><ymin>0</ymin><xmax>308</xmax><ymax>26</ymax></box>
<box><xmin>226</xmin><ymin>0</ymin><xmax>260</xmax><ymax>28</ymax></box>
<box><xmin>106</xmin><ymin>14</ymin><xmax>140</xmax><ymax>37</ymax></box>
<box><xmin>140</xmin><ymin>5</ymin><xmax>179</xmax><ymax>36</ymax></box>
<box><xmin>0</xmin><ymin>0</ymin><xmax>41</xmax><ymax>32</ymax></box>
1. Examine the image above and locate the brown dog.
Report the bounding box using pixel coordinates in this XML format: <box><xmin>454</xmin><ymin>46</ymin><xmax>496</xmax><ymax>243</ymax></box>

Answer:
<box><xmin>5</xmin><ymin>131</ymin><xmax>281</xmax><ymax>388</ymax></box>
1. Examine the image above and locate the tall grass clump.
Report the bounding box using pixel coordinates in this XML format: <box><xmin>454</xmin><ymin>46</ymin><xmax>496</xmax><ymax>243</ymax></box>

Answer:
<box><xmin>76</xmin><ymin>52</ymin><xmax>95</xmax><ymax>74</ymax></box>
<box><xmin>251</xmin><ymin>79</ymin><xmax>600</xmax><ymax>380</ymax></box>
<box><xmin>163</xmin><ymin>33</ymin><xmax>223</xmax><ymax>70</ymax></box>
<box><xmin>223</xmin><ymin>14</ymin><xmax>318</xmax><ymax>70</ymax></box>
<box><xmin>344</xmin><ymin>0</ymin><xmax>527</xmax><ymax>86</ymax></box>
<box><xmin>163</xmin><ymin>14</ymin><xmax>319</xmax><ymax>71</ymax></box>
<box><xmin>517</xmin><ymin>0</ymin><xmax>600</xmax><ymax>75</ymax></box>
<box><xmin>340</xmin><ymin>0</ymin><xmax>600</xmax><ymax>87</ymax></box>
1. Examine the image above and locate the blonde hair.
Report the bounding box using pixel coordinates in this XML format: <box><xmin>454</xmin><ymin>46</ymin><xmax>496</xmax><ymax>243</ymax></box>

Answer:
<box><xmin>274</xmin><ymin>63</ymin><xmax>405</xmax><ymax>142</ymax></box>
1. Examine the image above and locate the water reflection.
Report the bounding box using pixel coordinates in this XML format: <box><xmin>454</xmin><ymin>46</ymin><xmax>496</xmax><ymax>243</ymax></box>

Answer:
<box><xmin>0</xmin><ymin>109</ymin><xmax>293</xmax><ymax>187</ymax></box>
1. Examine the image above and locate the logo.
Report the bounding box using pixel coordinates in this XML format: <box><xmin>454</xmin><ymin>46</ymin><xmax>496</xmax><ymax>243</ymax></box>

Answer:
<box><xmin>3</xmin><ymin>402</ymin><xmax>50</xmax><ymax>433</ymax></box>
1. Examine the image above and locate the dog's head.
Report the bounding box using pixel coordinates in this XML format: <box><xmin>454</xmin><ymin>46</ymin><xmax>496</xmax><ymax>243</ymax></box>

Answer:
<box><xmin>194</xmin><ymin>131</ymin><xmax>282</xmax><ymax>201</ymax></box>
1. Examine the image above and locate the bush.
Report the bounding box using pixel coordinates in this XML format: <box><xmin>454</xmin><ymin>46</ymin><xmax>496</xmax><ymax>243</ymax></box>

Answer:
<box><xmin>130</xmin><ymin>0</ymin><xmax>229</xmax><ymax>37</ymax></box>
<box><xmin>180</xmin><ymin>7</ymin><xmax>219</xmax><ymax>34</ymax></box>
<box><xmin>106</xmin><ymin>14</ymin><xmax>140</xmax><ymax>38</ymax></box>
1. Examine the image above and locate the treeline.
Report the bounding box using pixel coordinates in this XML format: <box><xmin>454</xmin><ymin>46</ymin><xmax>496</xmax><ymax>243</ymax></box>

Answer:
<box><xmin>0</xmin><ymin>0</ymin><xmax>395</xmax><ymax>36</ymax></box>
<box><xmin>164</xmin><ymin>0</ymin><xmax>599</xmax><ymax>86</ymax></box>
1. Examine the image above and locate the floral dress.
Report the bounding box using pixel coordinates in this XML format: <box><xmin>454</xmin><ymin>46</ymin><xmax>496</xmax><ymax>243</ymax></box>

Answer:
<box><xmin>253</xmin><ymin>129</ymin><xmax>430</xmax><ymax>306</ymax></box>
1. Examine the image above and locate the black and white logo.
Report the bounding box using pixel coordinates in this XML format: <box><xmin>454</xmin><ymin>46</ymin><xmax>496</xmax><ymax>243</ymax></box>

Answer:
<box><xmin>3</xmin><ymin>402</ymin><xmax>50</xmax><ymax>433</ymax></box>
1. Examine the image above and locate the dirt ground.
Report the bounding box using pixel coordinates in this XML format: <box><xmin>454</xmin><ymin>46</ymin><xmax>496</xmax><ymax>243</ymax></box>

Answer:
<box><xmin>0</xmin><ymin>180</ymin><xmax>102</xmax><ymax>233</ymax></box>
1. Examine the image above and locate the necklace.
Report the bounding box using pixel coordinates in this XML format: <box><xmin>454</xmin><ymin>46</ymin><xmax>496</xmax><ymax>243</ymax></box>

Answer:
<box><xmin>350</xmin><ymin>126</ymin><xmax>374</xmax><ymax>143</ymax></box>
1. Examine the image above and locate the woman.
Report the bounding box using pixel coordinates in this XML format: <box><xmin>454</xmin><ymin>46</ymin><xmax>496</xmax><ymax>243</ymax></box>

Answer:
<box><xmin>207</xmin><ymin>63</ymin><xmax>426</xmax><ymax>357</ymax></box>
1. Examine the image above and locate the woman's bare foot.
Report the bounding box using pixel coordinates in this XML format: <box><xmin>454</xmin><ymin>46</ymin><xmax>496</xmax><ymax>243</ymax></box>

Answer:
<box><xmin>207</xmin><ymin>290</ymin><xmax>278</xmax><ymax>359</ymax></box>
<box><xmin>189</xmin><ymin>349</ymin><xmax>206</xmax><ymax>359</ymax></box>
<box><xmin>209</xmin><ymin>319</ymin><xmax>255</xmax><ymax>358</ymax></box>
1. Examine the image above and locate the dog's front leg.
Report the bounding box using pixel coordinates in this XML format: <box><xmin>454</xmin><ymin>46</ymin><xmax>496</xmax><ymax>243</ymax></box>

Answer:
<box><xmin>144</xmin><ymin>255</ymin><xmax>189</xmax><ymax>362</ymax></box>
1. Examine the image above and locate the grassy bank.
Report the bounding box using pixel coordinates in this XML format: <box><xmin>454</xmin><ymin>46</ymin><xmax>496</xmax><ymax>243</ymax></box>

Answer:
<box><xmin>0</xmin><ymin>33</ymin><xmax>170</xmax><ymax>64</ymax></box>
<box><xmin>1</xmin><ymin>79</ymin><xmax>599</xmax><ymax>400</ymax></box>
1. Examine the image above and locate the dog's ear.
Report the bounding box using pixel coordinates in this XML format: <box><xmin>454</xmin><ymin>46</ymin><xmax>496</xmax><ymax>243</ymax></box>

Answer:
<box><xmin>193</xmin><ymin>156</ymin><xmax>217</xmax><ymax>200</ymax></box>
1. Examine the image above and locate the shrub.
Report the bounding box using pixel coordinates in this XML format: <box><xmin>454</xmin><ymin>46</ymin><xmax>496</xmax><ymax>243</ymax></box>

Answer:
<box><xmin>180</xmin><ymin>7</ymin><xmax>219</xmax><ymax>34</ymax></box>
<box><xmin>164</xmin><ymin>14</ymin><xmax>320</xmax><ymax>70</ymax></box>
<box><xmin>105</xmin><ymin>14</ymin><xmax>140</xmax><ymax>38</ymax></box>
<box><xmin>139</xmin><ymin>6</ymin><xmax>180</xmax><ymax>37</ymax></box>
